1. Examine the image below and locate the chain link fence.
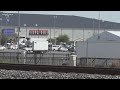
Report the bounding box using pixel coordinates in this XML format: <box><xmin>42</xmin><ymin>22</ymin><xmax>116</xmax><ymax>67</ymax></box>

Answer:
<box><xmin>77</xmin><ymin>58</ymin><xmax>120</xmax><ymax>68</ymax></box>
<box><xmin>0</xmin><ymin>52</ymin><xmax>71</xmax><ymax>66</ymax></box>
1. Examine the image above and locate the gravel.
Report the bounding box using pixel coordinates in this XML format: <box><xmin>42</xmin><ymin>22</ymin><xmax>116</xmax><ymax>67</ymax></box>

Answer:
<box><xmin>0</xmin><ymin>69</ymin><xmax>120</xmax><ymax>79</ymax></box>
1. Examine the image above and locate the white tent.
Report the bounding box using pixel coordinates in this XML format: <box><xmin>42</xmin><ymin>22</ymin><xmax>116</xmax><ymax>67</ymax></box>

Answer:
<box><xmin>87</xmin><ymin>31</ymin><xmax>120</xmax><ymax>42</ymax></box>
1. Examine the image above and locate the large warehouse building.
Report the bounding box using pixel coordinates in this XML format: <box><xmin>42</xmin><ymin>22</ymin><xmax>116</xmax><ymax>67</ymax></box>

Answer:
<box><xmin>1</xmin><ymin>12</ymin><xmax>120</xmax><ymax>42</ymax></box>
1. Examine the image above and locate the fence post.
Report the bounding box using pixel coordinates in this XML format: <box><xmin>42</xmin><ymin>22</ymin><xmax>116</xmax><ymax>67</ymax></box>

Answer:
<box><xmin>3</xmin><ymin>53</ymin><xmax>4</xmax><ymax>63</ymax></box>
<box><xmin>10</xmin><ymin>52</ymin><xmax>11</xmax><ymax>63</ymax></box>
<box><xmin>34</xmin><ymin>52</ymin><xmax>37</xmax><ymax>65</ymax></box>
<box><xmin>52</xmin><ymin>53</ymin><xmax>55</xmax><ymax>65</ymax></box>
<box><xmin>39</xmin><ymin>53</ymin><xmax>42</xmax><ymax>65</ymax></box>
<box><xmin>22</xmin><ymin>50</ymin><xmax>26</xmax><ymax>64</ymax></box>
<box><xmin>16</xmin><ymin>52</ymin><xmax>19</xmax><ymax>64</ymax></box>
<box><xmin>106</xmin><ymin>59</ymin><xmax>107</xmax><ymax>67</ymax></box>
<box><xmin>70</xmin><ymin>55</ymin><xmax>77</xmax><ymax>66</ymax></box>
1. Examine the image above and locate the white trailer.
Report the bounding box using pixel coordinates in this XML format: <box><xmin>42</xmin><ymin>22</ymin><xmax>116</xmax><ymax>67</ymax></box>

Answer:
<box><xmin>76</xmin><ymin>41</ymin><xmax>120</xmax><ymax>59</ymax></box>
<box><xmin>31</xmin><ymin>38</ymin><xmax>48</xmax><ymax>52</ymax></box>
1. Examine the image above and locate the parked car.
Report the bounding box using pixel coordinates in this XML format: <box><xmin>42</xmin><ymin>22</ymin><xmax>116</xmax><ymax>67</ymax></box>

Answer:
<box><xmin>10</xmin><ymin>45</ymin><xmax>18</xmax><ymax>49</ymax></box>
<box><xmin>51</xmin><ymin>45</ymin><xmax>61</xmax><ymax>51</ymax></box>
<box><xmin>0</xmin><ymin>45</ymin><xmax>6</xmax><ymax>50</ymax></box>
<box><xmin>58</xmin><ymin>47</ymin><xmax>68</xmax><ymax>52</ymax></box>
<box><xmin>22</xmin><ymin>47</ymin><xmax>33</xmax><ymax>52</ymax></box>
<box><xmin>68</xmin><ymin>46</ymin><xmax>75</xmax><ymax>52</ymax></box>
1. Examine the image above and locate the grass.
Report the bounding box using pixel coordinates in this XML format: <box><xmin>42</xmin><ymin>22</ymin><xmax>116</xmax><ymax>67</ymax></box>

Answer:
<box><xmin>0</xmin><ymin>59</ymin><xmax>18</xmax><ymax>64</ymax></box>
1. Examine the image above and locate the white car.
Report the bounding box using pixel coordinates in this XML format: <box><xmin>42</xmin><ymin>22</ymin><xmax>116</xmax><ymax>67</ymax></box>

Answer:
<box><xmin>0</xmin><ymin>45</ymin><xmax>6</xmax><ymax>50</ymax></box>
<box><xmin>52</xmin><ymin>45</ymin><xmax>61</xmax><ymax>51</ymax></box>
<box><xmin>58</xmin><ymin>47</ymin><xmax>68</xmax><ymax>52</ymax></box>
<box><xmin>10</xmin><ymin>45</ymin><xmax>18</xmax><ymax>49</ymax></box>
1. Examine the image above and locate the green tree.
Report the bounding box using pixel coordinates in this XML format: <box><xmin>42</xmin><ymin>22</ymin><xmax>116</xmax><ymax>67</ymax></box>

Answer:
<box><xmin>56</xmin><ymin>34</ymin><xmax>70</xmax><ymax>44</ymax></box>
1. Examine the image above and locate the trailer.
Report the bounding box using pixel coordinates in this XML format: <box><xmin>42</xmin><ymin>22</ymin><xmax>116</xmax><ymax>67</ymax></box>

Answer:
<box><xmin>31</xmin><ymin>38</ymin><xmax>48</xmax><ymax>53</ymax></box>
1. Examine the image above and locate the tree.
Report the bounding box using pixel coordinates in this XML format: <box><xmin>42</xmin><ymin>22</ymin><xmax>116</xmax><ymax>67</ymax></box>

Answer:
<box><xmin>56</xmin><ymin>34</ymin><xmax>70</xmax><ymax>44</ymax></box>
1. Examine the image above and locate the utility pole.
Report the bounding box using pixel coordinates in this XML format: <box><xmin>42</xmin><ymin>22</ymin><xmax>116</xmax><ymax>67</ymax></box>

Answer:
<box><xmin>0</xmin><ymin>12</ymin><xmax>3</xmax><ymax>45</ymax></box>
<box><xmin>98</xmin><ymin>11</ymin><xmax>101</xmax><ymax>39</ymax></box>
<box><xmin>93</xmin><ymin>18</ymin><xmax>95</xmax><ymax>36</ymax></box>
<box><xmin>17</xmin><ymin>11</ymin><xmax>20</xmax><ymax>63</ymax></box>
<box><xmin>53</xmin><ymin>16</ymin><xmax>57</xmax><ymax>45</ymax></box>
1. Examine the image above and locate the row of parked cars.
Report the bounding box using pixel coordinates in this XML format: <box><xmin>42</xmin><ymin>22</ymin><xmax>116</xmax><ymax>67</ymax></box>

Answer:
<box><xmin>0</xmin><ymin>43</ymin><xmax>18</xmax><ymax>50</ymax></box>
<box><xmin>49</xmin><ymin>45</ymin><xmax>75</xmax><ymax>52</ymax></box>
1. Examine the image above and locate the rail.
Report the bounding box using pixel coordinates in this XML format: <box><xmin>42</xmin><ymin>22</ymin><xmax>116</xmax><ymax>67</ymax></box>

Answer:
<box><xmin>0</xmin><ymin>63</ymin><xmax>120</xmax><ymax>75</ymax></box>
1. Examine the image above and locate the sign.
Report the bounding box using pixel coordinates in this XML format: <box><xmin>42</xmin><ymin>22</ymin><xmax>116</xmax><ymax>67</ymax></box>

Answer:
<box><xmin>2</xmin><ymin>29</ymin><xmax>15</xmax><ymax>35</ymax></box>
<box><xmin>29</xmin><ymin>30</ymin><xmax>49</xmax><ymax>35</ymax></box>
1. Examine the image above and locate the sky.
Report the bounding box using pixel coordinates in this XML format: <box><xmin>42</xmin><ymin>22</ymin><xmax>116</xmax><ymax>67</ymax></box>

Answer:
<box><xmin>2</xmin><ymin>11</ymin><xmax>120</xmax><ymax>23</ymax></box>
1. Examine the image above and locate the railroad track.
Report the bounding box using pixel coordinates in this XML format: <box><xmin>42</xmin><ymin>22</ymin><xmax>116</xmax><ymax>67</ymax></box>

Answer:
<box><xmin>0</xmin><ymin>63</ymin><xmax>120</xmax><ymax>75</ymax></box>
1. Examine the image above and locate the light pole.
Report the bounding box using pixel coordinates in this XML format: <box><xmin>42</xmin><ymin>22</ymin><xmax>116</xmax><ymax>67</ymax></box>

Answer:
<box><xmin>93</xmin><ymin>18</ymin><xmax>95</xmax><ymax>36</ymax></box>
<box><xmin>17</xmin><ymin>11</ymin><xmax>20</xmax><ymax>63</ymax></box>
<box><xmin>35</xmin><ymin>24</ymin><xmax>39</xmax><ymax>38</ymax></box>
<box><xmin>72</xmin><ymin>28</ymin><xmax>74</xmax><ymax>41</ymax></box>
<box><xmin>83</xmin><ymin>24</ymin><xmax>85</xmax><ymax>42</ymax></box>
<box><xmin>86</xmin><ymin>32</ymin><xmax>90</xmax><ymax>66</ymax></box>
<box><xmin>0</xmin><ymin>12</ymin><xmax>3</xmax><ymax>45</ymax></box>
<box><xmin>0</xmin><ymin>12</ymin><xmax>2</xmax><ymax>27</ymax></box>
<box><xmin>61</xmin><ymin>28</ymin><xmax>62</xmax><ymax>36</ymax></box>
<box><xmin>53</xmin><ymin>16</ymin><xmax>57</xmax><ymax>45</ymax></box>
<box><xmin>24</xmin><ymin>24</ymin><xmax>27</xmax><ymax>38</ymax></box>
<box><xmin>49</xmin><ymin>27</ymin><xmax>52</xmax><ymax>51</ymax></box>
<box><xmin>54</xmin><ymin>30</ymin><xmax>57</xmax><ymax>45</ymax></box>
<box><xmin>102</xmin><ymin>20</ymin><xmax>105</xmax><ymax>32</ymax></box>
<box><xmin>98</xmin><ymin>11</ymin><xmax>101</xmax><ymax>39</ymax></box>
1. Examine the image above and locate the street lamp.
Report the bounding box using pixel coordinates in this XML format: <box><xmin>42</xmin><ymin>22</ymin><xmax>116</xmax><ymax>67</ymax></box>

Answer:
<box><xmin>24</xmin><ymin>24</ymin><xmax>27</xmax><ymax>38</ymax></box>
<box><xmin>53</xmin><ymin>16</ymin><xmax>57</xmax><ymax>45</ymax></box>
<box><xmin>72</xmin><ymin>28</ymin><xmax>74</xmax><ymax>41</ymax></box>
<box><xmin>86</xmin><ymin>32</ymin><xmax>91</xmax><ymax>66</ymax></box>
<box><xmin>0</xmin><ymin>12</ymin><xmax>3</xmax><ymax>27</ymax></box>
<box><xmin>35</xmin><ymin>24</ymin><xmax>39</xmax><ymax>38</ymax></box>
<box><xmin>93</xmin><ymin>18</ymin><xmax>95</xmax><ymax>36</ymax></box>
<box><xmin>102</xmin><ymin>20</ymin><xmax>105</xmax><ymax>32</ymax></box>
<box><xmin>98</xmin><ymin>11</ymin><xmax>101</xmax><ymax>39</ymax></box>
<box><xmin>0</xmin><ymin>12</ymin><xmax>3</xmax><ymax>45</ymax></box>
<box><xmin>17</xmin><ymin>11</ymin><xmax>20</xmax><ymax>63</ymax></box>
<box><xmin>54</xmin><ymin>30</ymin><xmax>58</xmax><ymax>45</ymax></box>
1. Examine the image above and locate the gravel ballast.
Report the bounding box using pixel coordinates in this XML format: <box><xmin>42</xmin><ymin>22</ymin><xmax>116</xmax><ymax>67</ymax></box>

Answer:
<box><xmin>0</xmin><ymin>69</ymin><xmax>120</xmax><ymax>79</ymax></box>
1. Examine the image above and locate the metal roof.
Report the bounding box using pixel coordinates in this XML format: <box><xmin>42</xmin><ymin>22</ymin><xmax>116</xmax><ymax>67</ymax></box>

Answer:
<box><xmin>1</xmin><ymin>12</ymin><xmax>120</xmax><ymax>29</ymax></box>
<box><xmin>108</xmin><ymin>31</ymin><xmax>120</xmax><ymax>37</ymax></box>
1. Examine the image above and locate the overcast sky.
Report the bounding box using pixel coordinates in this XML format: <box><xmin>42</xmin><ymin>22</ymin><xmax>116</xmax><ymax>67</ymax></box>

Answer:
<box><xmin>3</xmin><ymin>11</ymin><xmax>120</xmax><ymax>23</ymax></box>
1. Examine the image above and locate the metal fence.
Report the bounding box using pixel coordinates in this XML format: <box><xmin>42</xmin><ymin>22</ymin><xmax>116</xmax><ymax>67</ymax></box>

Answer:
<box><xmin>77</xmin><ymin>58</ymin><xmax>120</xmax><ymax>68</ymax></box>
<box><xmin>1</xmin><ymin>52</ymin><xmax>120</xmax><ymax>68</ymax></box>
<box><xmin>0</xmin><ymin>52</ymin><xmax>71</xmax><ymax>66</ymax></box>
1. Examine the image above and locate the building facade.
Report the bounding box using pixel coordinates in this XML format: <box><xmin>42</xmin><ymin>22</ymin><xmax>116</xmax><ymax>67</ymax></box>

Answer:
<box><xmin>0</xmin><ymin>26</ymin><xmax>120</xmax><ymax>42</ymax></box>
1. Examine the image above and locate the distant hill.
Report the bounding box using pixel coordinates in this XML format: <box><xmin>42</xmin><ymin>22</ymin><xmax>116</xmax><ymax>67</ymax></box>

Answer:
<box><xmin>0</xmin><ymin>12</ymin><xmax>120</xmax><ymax>29</ymax></box>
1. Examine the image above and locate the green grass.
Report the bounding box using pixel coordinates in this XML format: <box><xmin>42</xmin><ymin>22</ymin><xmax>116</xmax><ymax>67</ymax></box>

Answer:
<box><xmin>0</xmin><ymin>59</ymin><xmax>18</xmax><ymax>64</ymax></box>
